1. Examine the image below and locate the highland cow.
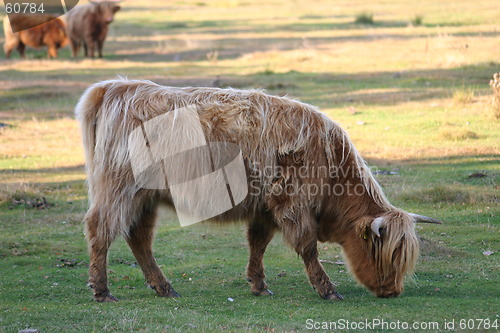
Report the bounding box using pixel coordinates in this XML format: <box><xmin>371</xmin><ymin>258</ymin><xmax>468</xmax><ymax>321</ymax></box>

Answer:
<box><xmin>3</xmin><ymin>14</ymin><xmax>68</xmax><ymax>59</ymax></box>
<box><xmin>65</xmin><ymin>1</ymin><xmax>120</xmax><ymax>58</ymax></box>
<box><xmin>76</xmin><ymin>78</ymin><xmax>441</xmax><ymax>302</ymax></box>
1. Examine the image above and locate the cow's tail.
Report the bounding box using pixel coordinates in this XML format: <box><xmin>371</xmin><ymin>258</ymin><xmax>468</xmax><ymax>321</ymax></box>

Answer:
<box><xmin>75</xmin><ymin>83</ymin><xmax>107</xmax><ymax>200</ymax></box>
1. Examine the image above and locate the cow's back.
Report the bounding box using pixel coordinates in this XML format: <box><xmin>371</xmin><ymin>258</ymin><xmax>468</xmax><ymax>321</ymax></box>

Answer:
<box><xmin>86</xmin><ymin>81</ymin><xmax>331</xmax><ymax>172</ymax></box>
<box><xmin>4</xmin><ymin>14</ymin><xmax>65</xmax><ymax>48</ymax></box>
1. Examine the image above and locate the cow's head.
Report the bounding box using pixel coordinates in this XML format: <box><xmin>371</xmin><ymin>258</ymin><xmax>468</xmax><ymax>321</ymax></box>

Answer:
<box><xmin>341</xmin><ymin>210</ymin><xmax>441</xmax><ymax>298</ymax></box>
<box><xmin>91</xmin><ymin>1</ymin><xmax>121</xmax><ymax>24</ymax></box>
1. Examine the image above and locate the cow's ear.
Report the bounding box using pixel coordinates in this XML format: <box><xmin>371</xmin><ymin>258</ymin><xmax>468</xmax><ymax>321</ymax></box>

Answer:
<box><xmin>361</xmin><ymin>226</ymin><xmax>370</xmax><ymax>240</ymax></box>
<box><xmin>114</xmin><ymin>6</ymin><xmax>121</xmax><ymax>13</ymax></box>
<box><xmin>356</xmin><ymin>217</ymin><xmax>373</xmax><ymax>241</ymax></box>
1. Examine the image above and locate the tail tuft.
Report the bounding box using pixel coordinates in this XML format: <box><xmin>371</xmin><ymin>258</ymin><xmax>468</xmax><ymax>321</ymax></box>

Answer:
<box><xmin>75</xmin><ymin>83</ymin><xmax>107</xmax><ymax>199</ymax></box>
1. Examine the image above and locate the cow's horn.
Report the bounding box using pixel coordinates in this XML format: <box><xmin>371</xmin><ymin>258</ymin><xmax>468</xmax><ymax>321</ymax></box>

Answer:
<box><xmin>371</xmin><ymin>217</ymin><xmax>386</xmax><ymax>237</ymax></box>
<box><xmin>409</xmin><ymin>213</ymin><xmax>443</xmax><ymax>224</ymax></box>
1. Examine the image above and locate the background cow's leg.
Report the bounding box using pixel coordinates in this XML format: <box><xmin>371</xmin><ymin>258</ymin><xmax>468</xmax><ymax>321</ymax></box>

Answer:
<box><xmin>70</xmin><ymin>39</ymin><xmax>80</xmax><ymax>58</ymax></box>
<box><xmin>47</xmin><ymin>45</ymin><xmax>57</xmax><ymax>59</ymax></box>
<box><xmin>299</xmin><ymin>240</ymin><xmax>343</xmax><ymax>300</ymax></box>
<box><xmin>97</xmin><ymin>40</ymin><xmax>104</xmax><ymax>58</ymax></box>
<box><xmin>83</xmin><ymin>42</ymin><xmax>90</xmax><ymax>58</ymax></box>
<box><xmin>86</xmin><ymin>39</ymin><xmax>96</xmax><ymax>58</ymax></box>
<box><xmin>246</xmin><ymin>217</ymin><xmax>276</xmax><ymax>296</ymax></box>
<box><xmin>16</xmin><ymin>42</ymin><xmax>26</xmax><ymax>59</ymax></box>
<box><xmin>86</xmin><ymin>208</ymin><xmax>118</xmax><ymax>302</ymax></box>
<box><xmin>126</xmin><ymin>205</ymin><xmax>180</xmax><ymax>298</ymax></box>
<box><xmin>3</xmin><ymin>39</ymin><xmax>18</xmax><ymax>59</ymax></box>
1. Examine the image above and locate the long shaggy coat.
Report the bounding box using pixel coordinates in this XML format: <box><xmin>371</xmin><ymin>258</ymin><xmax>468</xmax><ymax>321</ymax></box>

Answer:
<box><xmin>76</xmin><ymin>78</ymin><xmax>428</xmax><ymax>302</ymax></box>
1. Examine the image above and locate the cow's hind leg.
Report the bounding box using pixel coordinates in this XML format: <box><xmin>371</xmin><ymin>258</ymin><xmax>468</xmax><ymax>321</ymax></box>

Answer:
<box><xmin>247</xmin><ymin>217</ymin><xmax>276</xmax><ymax>296</ymax></box>
<box><xmin>126</xmin><ymin>205</ymin><xmax>180</xmax><ymax>298</ymax></box>
<box><xmin>3</xmin><ymin>39</ymin><xmax>17</xmax><ymax>59</ymax></box>
<box><xmin>86</xmin><ymin>208</ymin><xmax>118</xmax><ymax>302</ymax></box>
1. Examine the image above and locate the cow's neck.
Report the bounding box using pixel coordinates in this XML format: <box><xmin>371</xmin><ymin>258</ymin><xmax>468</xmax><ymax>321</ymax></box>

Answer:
<box><xmin>316</xmin><ymin>163</ymin><xmax>390</xmax><ymax>243</ymax></box>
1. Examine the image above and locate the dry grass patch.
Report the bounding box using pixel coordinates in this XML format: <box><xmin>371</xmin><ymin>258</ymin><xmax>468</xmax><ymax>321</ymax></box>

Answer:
<box><xmin>419</xmin><ymin>238</ymin><xmax>460</xmax><ymax>258</ymax></box>
<box><xmin>0</xmin><ymin>118</ymin><xmax>82</xmax><ymax>157</ymax></box>
<box><xmin>438</xmin><ymin>125</ymin><xmax>478</xmax><ymax>141</ymax></box>
<box><xmin>397</xmin><ymin>184</ymin><xmax>494</xmax><ymax>205</ymax></box>
<box><xmin>452</xmin><ymin>86</ymin><xmax>476</xmax><ymax>105</ymax></box>
<box><xmin>489</xmin><ymin>72</ymin><xmax>500</xmax><ymax>119</ymax></box>
<box><xmin>0</xmin><ymin>184</ymin><xmax>40</xmax><ymax>205</ymax></box>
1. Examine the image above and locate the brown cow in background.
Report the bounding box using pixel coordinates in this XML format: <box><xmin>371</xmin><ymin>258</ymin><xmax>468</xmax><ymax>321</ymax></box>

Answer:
<box><xmin>3</xmin><ymin>14</ymin><xmax>69</xmax><ymax>59</ymax></box>
<box><xmin>65</xmin><ymin>1</ymin><xmax>121</xmax><ymax>58</ymax></box>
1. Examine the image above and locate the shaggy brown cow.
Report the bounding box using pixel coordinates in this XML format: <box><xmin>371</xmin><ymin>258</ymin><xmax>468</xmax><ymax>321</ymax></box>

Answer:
<box><xmin>65</xmin><ymin>1</ymin><xmax>120</xmax><ymax>58</ymax></box>
<box><xmin>3</xmin><ymin>14</ymin><xmax>68</xmax><ymax>59</ymax></box>
<box><xmin>76</xmin><ymin>78</ymin><xmax>441</xmax><ymax>302</ymax></box>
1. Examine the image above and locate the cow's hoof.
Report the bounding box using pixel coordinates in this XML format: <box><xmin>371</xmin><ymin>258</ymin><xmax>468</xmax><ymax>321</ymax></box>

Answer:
<box><xmin>166</xmin><ymin>289</ymin><xmax>181</xmax><ymax>298</ymax></box>
<box><xmin>151</xmin><ymin>284</ymin><xmax>181</xmax><ymax>298</ymax></box>
<box><xmin>94</xmin><ymin>293</ymin><xmax>119</xmax><ymax>302</ymax></box>
<box><xmin>151</xmin><ymin>286</ymin><xmax>181</xmax><ymax>298</ymax></box>
<box><xmin>323</xmin><ymin>290</ymin><xmax>344</xmax><ymax>300</ymax></box>
<box><xmin>252</xmin><ymin>289</ymin><xmax>274</xmax><ymax>296</ymax></box>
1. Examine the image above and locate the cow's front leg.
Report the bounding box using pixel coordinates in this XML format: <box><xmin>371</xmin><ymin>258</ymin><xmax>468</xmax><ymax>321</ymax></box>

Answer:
<box><xmin>299</xmin><ymin>241</ymin><xmax>343</xmax><ymax>300</ymax></box>
<box><xmin>47</xmin><ymin>44</ymin><xmax>57</xmax><ymax>59</ymax></box>
<box><xmin>269</xmin><ymin>192</ymin><xmax>342</xmax><ymax>300</ymax></box>
<box><xmin>272</xmin><ymin>202</ymin><xmax>343</xmax><ymax>300</ymax></box>
<box><xmin>84</xmin><ymin>37</ymin><xmax>95</xmax><ymax>58</ymax></box>
<box><xmin>97</xmin><ymin>39</ymin><xmax>104</xmax><ymax>58</ymax></box>
<box><xmin>246</xmin><ymin>218</ymin><xmax>276</xmax><ymax>296</ymax></box>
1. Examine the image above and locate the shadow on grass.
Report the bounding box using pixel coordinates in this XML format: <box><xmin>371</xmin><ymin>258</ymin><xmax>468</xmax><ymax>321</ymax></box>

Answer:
<box><xmin>1</xmin><ymin>164</ymin><xmax>85</xmax><ymax>175</ymax></box>
<box><xmin>397</xmin><ymin>154</ymin><xmax>500</xmax><ymax>166</ymax></box>
<box><xmin>116</xmin><ymin>10</ymin><xmax>492</xmax><ymax>35</ymax></box>
<box><xmin>1</xmin><ymin>60</ymin><xmax>498</xmax><ymax>124</ymax></box>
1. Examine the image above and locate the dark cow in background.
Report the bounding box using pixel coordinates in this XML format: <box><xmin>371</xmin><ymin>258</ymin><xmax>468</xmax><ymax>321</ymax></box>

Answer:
<box><xmin>3</xmin><ymin>14</ymin><xmax>68</xmax><ymax>59</ymax></box>
<box><xmin>65</xmin><ymin>1</ymin><xmax>121</xmax><ymax>58</ymax></box>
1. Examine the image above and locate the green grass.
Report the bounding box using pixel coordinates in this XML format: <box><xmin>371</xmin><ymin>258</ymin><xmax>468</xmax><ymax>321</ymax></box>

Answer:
<box><xmin>1</xmin><ymin>0</ymin><xmax>499</xmax><ymax>331</ymax></box>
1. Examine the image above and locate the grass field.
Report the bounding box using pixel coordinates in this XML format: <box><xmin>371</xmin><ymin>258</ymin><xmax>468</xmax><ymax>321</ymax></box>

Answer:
<box><xmin>0</xmin><ymin>0</ymin><xmax>499</xmax><ymax>332</ymax></box>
